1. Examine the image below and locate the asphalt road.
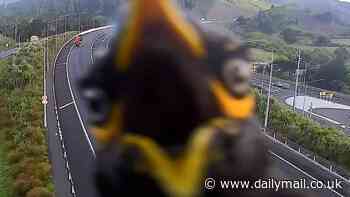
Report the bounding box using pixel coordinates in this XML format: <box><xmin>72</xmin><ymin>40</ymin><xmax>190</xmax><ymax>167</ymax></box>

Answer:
<box><xmin>47</xmin><ymin>28</ymin><xmax>348</xmax><ymax>197</ymax></box>
<box><xmin>313</xmin><ymin>108</ymin><xmax>350</xmax><ymax>126</ymax></box>
<box><xmin>47</xmin><ymin>42</ymin><xmax>73</xmax><ymax>197</ymax></box>
<box><xmin>47</xmin><ymin>30</ymin><xmax>111</xmax><ymax>197</ymax></box>
<box><xmin>0</xmin><ymin>48</ymin><xmax>16</xmax><ymax>59</ymax></box>
<box><xmin>251</xmin><ymin>74</ymin><xmax>350</xmax><ymax>135</ymax></box>
<box><xmin>266</xmin><ymin>134</ymin><xmax>349</xmax><ymax>196</ymax></box>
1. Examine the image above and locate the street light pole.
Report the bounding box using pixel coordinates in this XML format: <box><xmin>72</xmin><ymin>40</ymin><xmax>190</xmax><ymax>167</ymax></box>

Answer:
<box><xmin>302</xmin><ymin>62</ymin><xmax>308</xmax><ymax>115</ymax></box>
<box><xmin>293</xmin><ymin>49</ymin><xmax>301</xmax><ymax>111</ymax></box>
<box><xmin>64</xmin><ymin>15</ymin><xmax>67</xmax><ymax>41</ymax></box>
<box><xmin>18</xmin><ymin>34</ymin><xmax>21</xmax><ymax>49</ymax></box>
<box><xmin>261</xmin><ymin>65</ymin><xmax>266</xmax><ymax>94</ymax></box>
<box><xmin>43</xmin><ymin>30</ymin><xmax>47</xmax><ymax>128</ymax></box>
<box><xmin>14</xmin><ymin>23</ymin><xmax>17</xmax><ymax>48</ymax></box>
<box><xmin>264</xmin><ymin>50</ymin><xmax>274</xmax><ymax>129</ymax></box>
<box><xmin>79</xmin><ymin>13</ymin><xmax>81</xmax><ymax>32</ymax></box>
<box><xmin>55</xmin><ymin>18</ymin><xmax>58</xmax><ymax>53</ymax></box>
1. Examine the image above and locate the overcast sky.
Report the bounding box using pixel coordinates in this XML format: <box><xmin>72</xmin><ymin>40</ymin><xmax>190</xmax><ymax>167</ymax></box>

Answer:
<box><xmin>338</xmin><ymin>0</ymin><xmax>350</xmax><ymax>2</ymax></box>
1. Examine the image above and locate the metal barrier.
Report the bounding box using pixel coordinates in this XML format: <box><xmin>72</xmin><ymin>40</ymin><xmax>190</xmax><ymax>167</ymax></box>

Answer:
<box><xmin>263</xmin><ymin>129</ymin><xmax>350</xmax><ymax>181</ymax></box>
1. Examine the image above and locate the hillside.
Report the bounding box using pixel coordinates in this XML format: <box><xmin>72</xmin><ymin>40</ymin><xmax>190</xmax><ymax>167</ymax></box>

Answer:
<box><xmin>0</xmin><ymin>0</ymin><xmax>119</xmax><ymax>17</ymax></box>
<box><xmin>1</xmin><ymin>0</ymin><xmax>271</xmax><ymax>19</ymax></box>
<box><xmin>190</xmin><ymin>0</ymin><xmax>272</xmax><ymax>20</ymax></box>
<box><xmin>1</xmin><ymin>0</ymin><xmax>19</xmax><ymax>5</ymax></box>
<box><xmin>191</xmin><ymin>0</ymin><xmax>350</xmax><ymax>35</ymax></box>
<box><xmin>235</xmin><ymin>4</ymin><xmax>350</xmax><ymax>39</ymax></box>
<box><xmin>268</xmin><ymin>0</ymin><xmax>350</xmax><ymax>25</ymax></box>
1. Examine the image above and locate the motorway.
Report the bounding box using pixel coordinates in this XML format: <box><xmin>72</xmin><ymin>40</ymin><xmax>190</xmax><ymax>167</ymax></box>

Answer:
<box><xmin>0</xmin><ymin>48</ymin><xmax>16</xmax><ymax>59</ymax></box>
<box><xmin>251</xmin><ymin>74</ymin><xmax>350</xmax><ymax>135</ymax></box>
<box><xmin>47</xmin><ymin>28</ymin><xmax>349</xmax><ymax>197</ymax></box>
<box><xmin>47</xmin><ymin>28</ymin><xmax>112</xmax><ymax>197</ymax></box>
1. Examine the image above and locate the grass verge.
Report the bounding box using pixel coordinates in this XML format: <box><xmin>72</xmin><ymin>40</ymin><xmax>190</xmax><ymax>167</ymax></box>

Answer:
<box><xmin>0</xmin><ymin>32</ymin><xmax>77</xmax><ymax>197</ymax></box>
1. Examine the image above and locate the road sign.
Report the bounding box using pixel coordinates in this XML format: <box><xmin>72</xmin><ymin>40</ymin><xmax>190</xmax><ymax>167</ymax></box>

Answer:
<box><xmin>42</xmin><ymin>96</ymin><xmax>48</xmax><ymax>105</ymax></box>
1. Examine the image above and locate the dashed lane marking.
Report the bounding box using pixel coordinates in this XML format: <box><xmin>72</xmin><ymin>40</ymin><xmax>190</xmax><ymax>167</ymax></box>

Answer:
<box><xmin>59</xmin><ymin>101</ymin><xmax>74</xmax><ymax>110</ymax></box>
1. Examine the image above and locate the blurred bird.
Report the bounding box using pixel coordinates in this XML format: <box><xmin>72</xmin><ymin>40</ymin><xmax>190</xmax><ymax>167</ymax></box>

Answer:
<box><xmin>79</xmin><ymin>0</ymin><xmax>314</xmax><ymax>197</ymax></box>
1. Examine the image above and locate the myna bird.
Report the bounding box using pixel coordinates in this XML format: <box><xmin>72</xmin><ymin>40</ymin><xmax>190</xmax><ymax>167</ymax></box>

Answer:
<box><xmin>78</xmin><ymin>0</ymin><xmax>313</xmax><ymax>197</ymax></box>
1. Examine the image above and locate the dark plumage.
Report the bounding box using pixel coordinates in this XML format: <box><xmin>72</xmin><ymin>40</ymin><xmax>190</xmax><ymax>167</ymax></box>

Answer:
<box><xmin>78</xmin><ymin>1</ymin><xmax>314</xmax><ymax>197</ymax></box>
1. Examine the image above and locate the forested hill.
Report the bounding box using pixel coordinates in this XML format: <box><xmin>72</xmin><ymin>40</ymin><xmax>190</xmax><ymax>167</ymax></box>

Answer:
<box><xmin>0</xmin><ymin>0</ymin><xmax>120</xmax><ymax>18</ymax></box>
<box><xmin>268</xmin><ymin>0</ymin><xmax>350</xmax><ymax>25</ymax></box>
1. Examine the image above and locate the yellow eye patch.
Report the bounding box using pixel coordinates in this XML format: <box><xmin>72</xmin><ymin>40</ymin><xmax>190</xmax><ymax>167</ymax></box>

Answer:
<box><xmin>210</xmin><ymin>80</ymin><xmax>255</xmax><ymax>120</ymax></box>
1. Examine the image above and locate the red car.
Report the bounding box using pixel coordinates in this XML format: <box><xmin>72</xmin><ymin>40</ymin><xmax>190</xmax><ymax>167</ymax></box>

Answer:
<box><xmin>74</xmin><ymin>36</ymin><xmax>82</xmax><ymax>47</ymax></box>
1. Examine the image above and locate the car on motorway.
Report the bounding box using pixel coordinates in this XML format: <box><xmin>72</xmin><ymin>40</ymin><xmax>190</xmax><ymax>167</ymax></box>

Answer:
<box><xmin>274</xmin><ymin>82</ymin><xmax>290</xmax><ymax>89</ymax></box>
<box><xmin>74</xmin><ymin>35</ymin><xmax>82</xmax><ymax>47</ymax></box>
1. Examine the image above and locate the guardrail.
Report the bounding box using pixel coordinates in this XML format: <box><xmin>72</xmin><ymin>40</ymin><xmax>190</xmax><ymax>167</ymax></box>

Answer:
<box><xmin>263</xmin><ymin>129</ymin><xmax>350</xmax><ymax>183</ymax></box>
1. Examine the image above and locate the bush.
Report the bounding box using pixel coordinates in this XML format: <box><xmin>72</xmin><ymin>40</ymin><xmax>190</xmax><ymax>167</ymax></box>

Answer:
<box><xmin>26</xmin><ymin>187</ymin><xmax>53</xmax><ymax>197</ymax></box>
<box><xmin>13</xmin><ymin>176</ymin><xmax>32</xmax><ymax>197</ymax></box>
<box><xmin>281</xmin><ymin>28</ymin><xmax>299</xmax><ymax>44</ymax></box>
<box><xmin>7</xmin><ymin>150</ymin><xmax>24</xmax><ymax>165</ymax></box>
<box><xmin>0</xmin><ymin>41</ymin><xmax>62</xmax><ymax>196</ymax></box>
<box><xmin>313</xmin><ymin>35</ymin><xmax>331</xmax><ymax>46</ymax></box>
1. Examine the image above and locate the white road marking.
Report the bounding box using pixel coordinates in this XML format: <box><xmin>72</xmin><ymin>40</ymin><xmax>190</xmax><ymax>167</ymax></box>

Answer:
<box><xmin>54</xmin><ymin>65</ymin><xmax>66</xmax><ymax>69</ymax></box>
<box><xmin>270</xmin><ymin>151</ymin><xmax>344</xmax><ymax>197</ymax></box>
<box><xmin>52</xmin><ymin>28</ymin><xmax>112</xmax><ymax>194</ymax></box>
<box><xmin>307</xmin><ymin>111</ymin><xmax>342</xmax><ymax>125</ymax></box>
<box><xmin>265</xmin><ymin>133</ymin><xmax>350</xmax><ymax>184</ymax></box>
<box><xmin>59</xmin><ymin>101</ymin><xmax>74</xmax><ymax>110</ymax></box>
<box><xmin>66</xmin><ymin>46</ymin><xmax>96</xmax><ymax>157</ymax></box>
<box><xmin>52</xmin><ymin>34</ymin><xmax>79</xmax><ymax>191</ymax></box>
<box><xmin>55</xmin><ymin>62</ymin><xmax>66</xmax><ymax>66</ymax></box>
<box><xmin>285</xmin><ymin>96</ymin><xmax>350</xmax><ymax>111</ymax></box>
<box><xmin>91</xmin><ymin>32</ymin><xmax>107</xmax><ymax>64</ymax></box>
<box><xmin>79</xmin><ymin>25</ymin><xmax>113</xmax><ymax>36</ymax></box>
<box><xmin>285</xmin><ymin>96</ymin><xmax>349</xmax><ymax>125</ymax></box>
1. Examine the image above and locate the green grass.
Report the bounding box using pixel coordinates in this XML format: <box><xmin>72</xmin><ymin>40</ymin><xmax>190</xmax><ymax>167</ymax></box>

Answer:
<box><xmin>0</xmin><ymin>101</ymin><xmax>12</xmax><ymax>197</ymax></box>
<box><xmin>0</xmin><ymin>31</ymin><xmax>78</xmax><ymax>197</ymax></box>
<box><xmin>0</xmin><ymin>148</ymin><xmax>11</xmax><ymax>197</ymax></box>
<box><xmin>225</xmin><ymin>0</ymin><xmax>271</xmax><ymax>11</ymax></box>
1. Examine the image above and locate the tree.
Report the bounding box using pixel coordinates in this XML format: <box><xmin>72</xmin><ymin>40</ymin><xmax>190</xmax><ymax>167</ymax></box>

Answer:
<box><xmin>26</xmin><ymin>187</ymin><xmax>52</xmax><ymax>197</ymax></box>
<box><xmin>237</xmin><ymin>16</ymin><xmax>250</xmax><ymax>25</ymax></box>
<box><xmin>257</xmin><ymin>11</ymin><xmax>274</xmax><ymax>33</ymax></box>
<box><xmin>313</xmin><ymin>35</ymin><xmax>331</xmax><ymax>46</ymax></box>
<box><xmin>281</xmin><ymin>28</ymin><xmax>299</xmax><ymax>44</ymax></box>
<box><xmin>308</xmin><ymin>48</ymin><xmax>333</xmax><ymax>65</ymax></box>
<box><xmin>30</xmin><ymin>18</ymin><xmax>44</xmax><ymax>37</ymax></box>
<box><xmin>334</xmin><ymin>47</ymin><xmax>349</xmax><ymax>61</ymax></box>
<box><xmin>313</xmin><ymin>48</ymin><xmax>349</xmax><ymax>91</ymax></box>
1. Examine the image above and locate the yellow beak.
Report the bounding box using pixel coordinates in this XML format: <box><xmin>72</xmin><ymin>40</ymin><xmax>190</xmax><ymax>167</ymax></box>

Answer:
<box><xmin>210</xmin><ymin>80</ymin><xmax>255</xmax><ymax>120</ymax></box>
<box><xmin>116</xmin><ymin>0</ymin><xmax>206</xmax><ymax>71</ymax></box>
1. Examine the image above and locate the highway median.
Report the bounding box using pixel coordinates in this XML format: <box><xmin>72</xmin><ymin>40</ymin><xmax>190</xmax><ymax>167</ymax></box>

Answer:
<box><xmin>0</xmin><ymin>32</ymin><xmax>76</xmax><ymax>197</ymax></box>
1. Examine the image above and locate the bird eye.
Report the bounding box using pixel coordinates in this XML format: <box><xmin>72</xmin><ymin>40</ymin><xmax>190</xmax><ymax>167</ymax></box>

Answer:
<box><xmin>82</xmin><ymin>88</ymin><xmax>111</xmax><ymax>125</ymax></box>
<box><xmin>222</xmin><ymin>59</ymin><xmax>252</xmax><ymax>97</ymax></box>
